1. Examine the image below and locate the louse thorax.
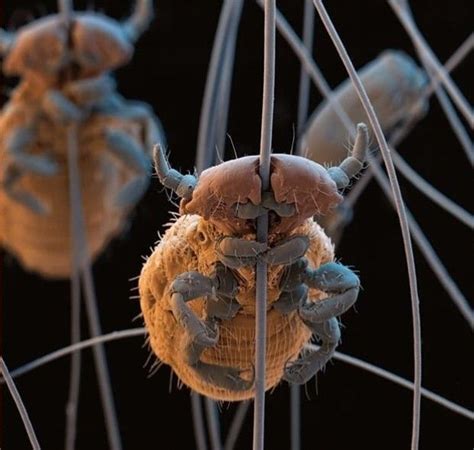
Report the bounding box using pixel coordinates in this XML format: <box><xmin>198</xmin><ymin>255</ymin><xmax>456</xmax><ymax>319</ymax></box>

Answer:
<box><xmin>180</xmin><ymin>153</ymin><xmax>343</xmax><ymax>239</ymax></box>
<box><xmin>177</xmin><ymin>154</ymin><xmax>343</xmax><ymax>313</ymax></box>
<box><xmin>174</xmin><ymin>214</ymin><xmax>332</xmax><ymax>313</ymax></box>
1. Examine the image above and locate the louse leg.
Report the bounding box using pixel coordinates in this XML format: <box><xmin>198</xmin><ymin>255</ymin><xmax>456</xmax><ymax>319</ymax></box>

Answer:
<box><xmin>191</xmin><ymin>361</ymin><xmax>254</xmax><ymax>392</ymax></box>
<box><xmin>280</xmin><ymin>260</ymin><xmax>358</xmax><ymax>382</ymax></box>
<box><xmin>41</xmin><ymin>90</ymin><xmax>83</xmax><ymax>123</ymax></box>
<box><xmin>300</xmin><ymin>262</ymin><xmax>360</xmax><ymax>323</ymax></box>
<box><xmin>2</xmin><ymin>125</ymin><xmax>57</xmax><ymax>214</ymax></box>
<box><xmin>275</xmin><ymin>258</ymin><xmax>310</xmax><ymax>313</ymax></box>
<box><xmin>263</xmin><ymin>235</ymin><xmax>309</xmax><ymax>265</ymax></box>
<box><xmin>64</xmin><ymin>75</ymin><xmax>116</xmax><ymax>106</ymax></box>
<box><xmin>2</xmin><ymin>165</ymin><xmax>47</xmax><ymax>214</ymax></box>
<box><xmin>115</xmin><ymin>101</ymin><xmax>167</xmax><ymax>149</ymax></box>
<box><xmin>273</xmin><ymin>283</ymin><xmax>308</xmax><ymax>314</ymax></box>
<box><xmin>216</xmin><ymin>237</ymin><xmax>267</xmax><ymax>268</ymax></box>
<box><xmin>202</xmin><ymin>263</ymin><xmax>241</xmax><ymax>321</ymax></box>
<box><xmin>206</xmin><ymin>294</ymin><xmax>241</xmax><ymax>320</ymax></box>
<box><xmin>170</xmin><ymin>271</ymin><xmax>219</xmax><ymax>348</ymax></box>
<box><xmin>104</xmin><ymin>128</ymin><xmax>151</xmax><ymax>207</ymax></box>
<box><xmin>5</xmin><ymin>126</ymin><xmax>57</xmax><ymax>175</ymax></box>
<box><xmin>216</xmin><ymin>235</ymin><xmax>309</xmax><ymax>268</ymax></box>
<box><xmin>283</xmin><ymin>317</ymin><xmax>341</xmax><ymax>385</ymax></box>
<box><xmin>170</xmin><ymin>266</ymin><xmax>240</xmax><ymax>349</ymax></box>
<box><xmin>171</xmin><ymin>268</ymin><xmax>251</xmax><ymax>392</ymax></box>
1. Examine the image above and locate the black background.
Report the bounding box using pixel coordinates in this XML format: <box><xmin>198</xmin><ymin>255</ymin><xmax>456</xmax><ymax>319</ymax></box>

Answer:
<box><xmin>1</xmin><ymin>1</ymin><xmax>472</xmax><ymax>449</ymax></box>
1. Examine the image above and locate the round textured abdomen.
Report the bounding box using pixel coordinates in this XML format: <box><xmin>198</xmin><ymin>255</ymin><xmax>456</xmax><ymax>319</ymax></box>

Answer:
<box><xmin>177</xmin><ymin>309</ymin><xmax>312</xmax><ymax>401</ymax></box>
<box><xmin>139</xmin><ymin>215</ymin><xmax>335</xmax><ymax>401</ymax></box>
<box><xmin>0</xmin><ymin>109</ymin><xmax>148</xmax><ymax>278</ymax></box>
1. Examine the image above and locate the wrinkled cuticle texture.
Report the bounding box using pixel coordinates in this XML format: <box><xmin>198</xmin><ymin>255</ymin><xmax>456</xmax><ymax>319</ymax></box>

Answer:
<box><xmin>139</xmin><ymin>214</ymin><xmax>335</xmax><ymax>401</ymax></box>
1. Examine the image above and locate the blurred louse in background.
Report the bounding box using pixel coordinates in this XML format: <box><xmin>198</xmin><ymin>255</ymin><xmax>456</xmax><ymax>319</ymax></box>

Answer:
<box><xmin>0</xmin><ymin>0</ymin><xmax>166</xmax><ymax>449</ymax></box>
<box><xmin>1</xmin><ymin>1</ymin><xmax>472</xmax><ymax>450</ymax></box>
<box><xmin>0</xmin><ymin>0</ymin><xmax>163</xmax><ymax>278</ymax></box>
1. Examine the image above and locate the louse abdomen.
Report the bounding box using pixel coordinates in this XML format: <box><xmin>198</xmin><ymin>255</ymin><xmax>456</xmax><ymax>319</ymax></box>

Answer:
<box><xmin>185</xmin><ymin>309</ymin><xmax>312</xmax><ymax>401</ymax></box>
<box><xmin>140</xmin><ymin>215</ymin><xmax>336</xmax><ymax>401</ymax></box>
<box><xmin>141</xmin><ymin>279</ymin><xmax>311</xmax><ymax>401</ymax></box>
<box><xmin>0</xmin><ymin>113</ymin><xmax>147</xmax><ymax>278</ymax></box>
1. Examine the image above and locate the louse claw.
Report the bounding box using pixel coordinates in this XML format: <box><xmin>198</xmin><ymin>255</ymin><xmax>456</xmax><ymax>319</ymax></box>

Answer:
<box><xmin>283</xmin><ymin>317</ymin><xmax>340</xmax><ymax>385</ymax></box>
<box><xmin>192</xmin><ymin>362</ymin><xmax>254</xmax><ymax>392</ymax></box>
<box><xmin>301</xmin><ymin>262</ymin><xmax>360</xmax><ymax>323</ymax></box>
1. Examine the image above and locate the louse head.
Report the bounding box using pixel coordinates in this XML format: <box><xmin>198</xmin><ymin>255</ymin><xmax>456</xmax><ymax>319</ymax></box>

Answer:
<box><xmin>181</xmin><ymin>154</ymin><xmax>345</xmax><ymax>235</ymax></box>
<box><xmin>154</xmin><ymin>123</ymin><xmax>368</xmax><ymax>236</ymax></box>
<box><xmin>0</xmin><ymin>0</ymin><xmax>153</xmax><ymax>81</ymax></box>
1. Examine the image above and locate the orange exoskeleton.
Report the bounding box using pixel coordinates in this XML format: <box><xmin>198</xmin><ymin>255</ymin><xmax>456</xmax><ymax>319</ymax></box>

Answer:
<box><xmin>0</xmin><ymin>0</ymin><xmax>164</xmax><ymax>278</ymax></box>
<box><xmin>139</xmin><ymin>123</ymin><xmax>368</xmax><ymax>401</ymax></box>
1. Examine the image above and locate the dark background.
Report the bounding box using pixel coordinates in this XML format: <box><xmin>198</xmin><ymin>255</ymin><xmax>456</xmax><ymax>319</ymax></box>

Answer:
<box><xmin>1</xmin><ymin>1</ymin><xmax>472</xmax><ymax>449</ymax></box>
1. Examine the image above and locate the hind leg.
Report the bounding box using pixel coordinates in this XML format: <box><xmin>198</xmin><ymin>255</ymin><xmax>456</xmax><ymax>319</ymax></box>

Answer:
<box><xmin>170</xmin><ymin>265</ymin><xmax>240</xmax><ymax>355</ymax></box>
<box><xmin>5</xmin><ymin>126</ymin><xmax>56</xmax><ymax>176</ymax></box>
<box><xmin>2</xmin><ymin>125</ymin><xmax>57</xmax><ymax>214</ymax></box>
<box><xmin>104</xmin><ymin>128</ymin><xmax>152</xmax><ymax>207</ymax></box>
<box><xmin>171</xmin><ymin>268</ymin><xmax>251</xmax><ymax>391</ymax></box>
<box><xmin>301</xmin><ymin>261</ymin><xmax>360</xmax><ymax>322</ymax></box>
<box><xmin>283</xmin><ymin>317</ymin><xmax>340</xmax><ymax>384</ymax></box>
<box><xmin>281</xmin><ymin>261</ymin><xmax>360</xmax><ymax>383</ymax></box>
<box><xmin>2</xmin><ymin>165</ymin><xmax>46</xmax><ymax>214</ymax></box>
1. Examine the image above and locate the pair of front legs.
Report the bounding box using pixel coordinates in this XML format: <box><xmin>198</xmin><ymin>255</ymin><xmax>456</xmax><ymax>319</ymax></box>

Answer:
<box><xmin>168</xmin><ymin>236</ymin><xmax>360</xmax><ymax>391</ymax></box>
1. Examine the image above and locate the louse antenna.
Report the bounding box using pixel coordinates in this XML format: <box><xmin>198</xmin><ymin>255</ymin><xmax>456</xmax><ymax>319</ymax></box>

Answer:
<box><xmin>153</xmin><ymin>144</ymin><xmax>197</xmax><ymax>200</ymax></box>
<box><xmin>327</xmin><ymin>122</ymin><xmax>368</xmax><ymax>189</ymax></box>
<box><xmin>123</xmin><ymin>0</ymin><xmax>154</xmax><ymax>42</ymax></box>
<box><xmin>0</xmin><ymin>28</ymin><xmax>14</xmax><ymax>55</ymax></box>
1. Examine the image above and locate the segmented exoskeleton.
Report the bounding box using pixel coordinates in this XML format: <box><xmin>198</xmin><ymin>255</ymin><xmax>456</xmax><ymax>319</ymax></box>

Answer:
<box><xmin>0</xmin><ymin>0</ymin><xmax>164</xmax><ymax>278</ymax></box>
<box><xmin>140</xmin><ymin>124</ymin><xmax>368</xmax><ymax>401</ymax></box>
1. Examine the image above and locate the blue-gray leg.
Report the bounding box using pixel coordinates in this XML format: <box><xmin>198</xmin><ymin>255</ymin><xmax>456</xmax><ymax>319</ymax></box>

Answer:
<box><xmin>170</xmin><ymin>271</ymin><xmax>219</xmax><ymax>348</ymax></box>
<box><xmin>274</xmin><ymin>284</ymin><xmax>308</xmax><ymax>314</ymax></box>
<box><xmin>216</xmin><ymin>237</ymin><xmax>267</xmax><ymax>268</ymax></box>
<box><xmin>43</xmin><ymin>78</ymin><xmax>120</xmax><ymax>120</ymax></box>
<box><xmin>2</xmin><ymin>166</ymin><xmax>47</xmax><ymax>214</ymax></box>
<box><xmin>170</xmin><ymin>266</ymin><xmax>251</xmax><ymax>391</ymax></box>
<box><xmin>301</xmin><ymin>262</ymin><xmax>360</xmax><ymax>322</ymax></box>
<box><xmin>264</xmin><ymin>235</ymin><xmax>310</xmax><ymax>265</ymax></box>
<box><xmin>191</xmin><ymin>362</ymin><xmax>254</xmax><ymax>392</ymax></box>
<box><xmin>283</xmin><ymin>317</ymin><xmax>341</xmax><ymax>384</ymax></box>
<box><xmin>43</xmin><ymin>76</ymin><xmax>128</xmax><ymax>122</ymax></box>
<box><xmin>64</xmin><ymin>76</ymin><xmax>116</xmax><ymax>107</ymax></box>
<box><xmin>274</xmin><ymin>258</ymin><xmax>309</xmax><ymax>313</ymax></box>
<box><xmin>5</xmin><ymin>127</ymin><xmax>57</xmax><ymax>175</ymax></box>
<box><xmin>3</xmin><ymin>126</ymin><xmax>57</xmax><ymax>214</ymax></box>
<box><xmin>282</xmin><ymin>261</ymin><xmax>359</xmax><ymax>383</ymax></box>
<box><xmin>42</xmin><ymin>90</ymin><xmax>83</xmax><ymax>123</ymax></box>
<box><xmin>105</xmin><ymin>128</ymin><xmax>151</xmax><ymax>208</ymax></box>
<box><xmin>216</xmin><ymin>235</ymin><xmax>309</xmax><ymax>268</ymax></box>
